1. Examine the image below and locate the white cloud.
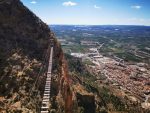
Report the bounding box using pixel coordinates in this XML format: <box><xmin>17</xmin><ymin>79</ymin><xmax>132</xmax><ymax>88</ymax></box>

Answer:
<box><xmin>62</xmin><ymin>1</ymin><xmax>77</xmax><ymax>6</ymax></box>
<box><xmin>131</xmin><ymin>5</ymin><xmax>141</xmax><ymax>9</ymax></box>
<box><xmin>94</xmin><ymin>5</ymin><xmax>101</xmax><ymax>9</ymax></box>
<box><xmin>30</xmin><ymin>1</ymin><xmax>37</xmax><ymax>4</ymax></box>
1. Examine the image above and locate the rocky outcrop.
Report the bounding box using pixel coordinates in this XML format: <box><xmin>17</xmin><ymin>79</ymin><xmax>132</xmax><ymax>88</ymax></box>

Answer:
<box><xmin>0</xmin><ymin>0</ymin><xmax>64</xmax><ymax>112</ymax></box>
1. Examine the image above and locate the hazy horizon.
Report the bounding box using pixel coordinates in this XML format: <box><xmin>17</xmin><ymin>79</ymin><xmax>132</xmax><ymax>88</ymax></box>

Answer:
<box><xmin>49</xmin><ymin>24</ymin><xmax>150</xmax><ymax>26</ymax></box>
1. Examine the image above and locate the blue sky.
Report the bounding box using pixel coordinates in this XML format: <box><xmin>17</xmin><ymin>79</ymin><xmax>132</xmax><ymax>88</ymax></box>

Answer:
<box><xmin>21</xmin><ymin>0</ymin><xmax>150</xmax><ymax>25</ymax></box>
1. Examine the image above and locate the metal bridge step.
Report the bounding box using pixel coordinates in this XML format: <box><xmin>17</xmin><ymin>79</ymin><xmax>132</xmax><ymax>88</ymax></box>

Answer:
<box><xmin>43</xmin><ymin>95</ymin><xmax>49</xmax><ymax>97</ymax></box>
<box><xmin>41</xmin><ymin>106</ymin><xmax>49</xmax><ymax>109</ymax></box>
<box><xmin>43</xmin><ymin>97</ymin><xmax>50</xmax><ymax>99</ymax></box>
<box><xmin>45</xmin><ymin>88</ymin><xmax>50</xmax><ymax>90</ymax></box>
<box><xmin>45</xmin><ymin>89</ymin><xmax>50</xmax><ymax>91</ymax></box>
<box><xmin>45</xmin><ymin>85</ymin><xmax>50</xmax><ymax>87</ymax></box>
<box><xmin>46</xmin><ymin>82</ymin><xmax>50</xmax><ymax>85</ymax></box>
<box><xmin>43</xmin><ymin>94</ymin><xmax>49</xmax><ymax>97</ymax></box>
<box><xmin>44</xmin><ymin>91</ymin><xmax>50</xmax><ymax>94</ymax></box>
<box><xmin>44</xmin><ymin>93</ymin><xmax>50</xmax><ymax>96</ymax></box>
<box><xmin>41</xmin><ymin>111</ymin><xmax>49</xmax><ymax>113</ymax></box>
<box><xmin>45</xmin><ymin>86</ymin><xmax>50</xmax><ymax>88</ymax></box>
<box><xmin>46</xmin><ymin>79</ymin><xmax>51</xmax><ymax>80</ymax></box>
<box><xmin>45</xmin><ymin>87</ymin><xmax>51</xmax><ymax>90</ymax></box>
<box><xmin>46</xmin><ymin>81</ymin><xmax>51</xmax><ymax>83</ymax></box>
<box><xmin>43</xmin><ymin>96</ymin><xmax>49</xmax><ymax>99</ymax></box>
<box><xmin>42</xmin><ymin>101</ymin><xmax>49</xmax><ymax>103</ymax></box>
<box><xmin>44</xmin><ymin>91</ymin><xmax>50</xmax><ymax>93</ymax></box>
<box><xmin>46</xmin><ymin>82</ymin><xmax>51</xmax><ymax>84</ymax></box>
<box><xmin>44</xmin><ymin>90</ymin><xmax>50</xmax><ymax>92</ymax></box>
<box><xmin>45</xmin><ymin>87</ymin><xmax>50</xmax><ymax>89</ymax></box>
<box><xmin>44</xmin><ymin>92</ymin><xmax>50</xmax><ymax>94</ymax></box>
<box><xmin>46</xmin><ymin>82</ymin><xmax>50</xmax><ymax>84</ymax></box>
<box><xmin>42</xmin><ymin>99</ymin><xmax>49</xmax><ymax>102</ymax></box>
<box><xmin>42</xmin><ymin>101</ymin><xmax>49</xmax><ymax>104</ymax></box>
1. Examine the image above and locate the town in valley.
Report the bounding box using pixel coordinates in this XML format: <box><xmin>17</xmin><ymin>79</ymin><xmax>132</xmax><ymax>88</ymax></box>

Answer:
<box><xmin>51</xmin><ymin>25</ymin><xmax>150</xmax><ymax>109</ymax></box>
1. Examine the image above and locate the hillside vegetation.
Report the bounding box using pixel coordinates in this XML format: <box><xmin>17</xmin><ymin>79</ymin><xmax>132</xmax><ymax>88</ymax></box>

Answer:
<box><xmin>0</xmin><ymin>0</ymin><xmax>63</xmax><ymax>112</ymax></box>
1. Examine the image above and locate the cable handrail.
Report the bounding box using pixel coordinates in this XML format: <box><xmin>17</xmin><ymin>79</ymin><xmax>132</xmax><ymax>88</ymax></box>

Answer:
<box><xmin>40</xmin><ymin>46</ymin><xmax>53</xmax><ymax>113</ymax></box>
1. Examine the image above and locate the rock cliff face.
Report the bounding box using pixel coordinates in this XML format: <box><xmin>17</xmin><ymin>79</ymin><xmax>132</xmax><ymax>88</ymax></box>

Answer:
<box><xmin>0</xmin><ymin>0</ymin><xmax>68</xmax><ymax>112</ymax></box>
<box><xmin>1</xmin><ymin>0</ymin><xmax>147</xmax><ymax>113</ymax></box>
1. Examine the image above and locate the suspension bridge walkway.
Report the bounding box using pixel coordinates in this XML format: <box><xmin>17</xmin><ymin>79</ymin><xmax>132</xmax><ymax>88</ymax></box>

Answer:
<box><xmin>40</xmin><ymin>46</ymin><xmax>53</xmax><ymax>113</ymax></box>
